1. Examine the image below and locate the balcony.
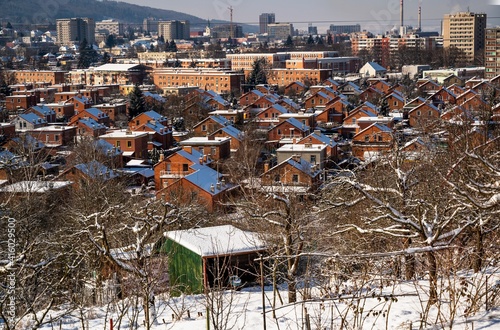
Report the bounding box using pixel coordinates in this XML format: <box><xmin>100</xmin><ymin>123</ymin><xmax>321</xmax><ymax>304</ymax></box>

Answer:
<box><xmin>159</xmin><ymin>170</ymin><xmax>190</xmax><ymax>178</ymax></box>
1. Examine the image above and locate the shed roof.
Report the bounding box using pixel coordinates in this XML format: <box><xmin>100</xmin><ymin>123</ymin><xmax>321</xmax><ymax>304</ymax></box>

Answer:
<box><xmin>164</xmin><ymin>225</ymin><xmax>266</xmax><ymax>257</ymax></box>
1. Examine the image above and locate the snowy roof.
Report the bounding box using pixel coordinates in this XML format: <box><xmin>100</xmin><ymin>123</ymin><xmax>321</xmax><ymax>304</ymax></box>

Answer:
<box><xmin>303</xmin><ymin>132</ymin><xmax>337</xmax><ymax>147</ymax></box>
<box><xmin>365</xmin><ymin>62</ymin><xmax>387</xmax><ymax>72</ymax></box>
<box><xmin>78</xmin><ymin>117</ymin><xmax>107</xmax><ymax>130</ymax></box>
<box><xmin>142</xmin><ymin>110</ymin><xmax>167</xmax><ymax>122</ymax></box>
<box><xmin>184</xmin><ymin>166</ymin><xmax>236</xmax><ymax>196</ymax></box>
<box><xmin>143</xmin><ymin>92</ymin><xmax>165</xmax><ymax>102</ymax></box>
<box><xmin>31</xmin><ymin>105</ymin><xmax>56</xmax><ymax>116</ymax></box>
<box><xmin>279</xmin><ymin>97</ymin><xmax>300</xmax><ymax>110</ymax></box>
<box><xmin>144</xmin><ymin>121</ymin><xmax>170</xmax><ymax>134</ymax></box>
<box><xmin>94</xmin><ymin>63</ymin><xmax>143</xmax><ymax>72</ymax></box>
<box><xmin>84</xmin><ymin>107</ymin><xmax>108</xmax><ymax>118</ymax></box>
<box><xmin>174</xmin><ymin>148</ymin><xmax>205</xmax><ymax>164</ymax></box>
<box><xmin>268</xmin><ymin>104</ymin><xmax>289</xmax><ymax>114</ymax></box>
<box><xmin>18</xmin><ymin>113</ymin><xmax>46</xmax><ymax>124</ymax></box>
<box><xmin>209</xmin><ymin>115</ymin><xmax>231</xmax><ymax>126</ymax></box>
<box><xmin>0</xmin><ymin>180</ymin><xmax>72</xmax><ymax>193</ymax></box>
<box><xmin>164</xmin><ymin>225</ymin><xmax>266</xmax><ymax>257</ymax></box>
<box><xmin>95</xmin><ymin>139</ymin><xmax>122</xmax><ymax>156</ymax></box>
<box><xmin>284</xmin><ymin>117</ymin><xmax>310</xmax><ymax>131</ymax></box>
<box><xmin>218</xmin><ymin>125</ymin><xmax>243</xmax><ymax>140</ymax></box>
<box><xmin>74</xmin><ymin>161</ymin><xmax>120</xmax><ymax>180</ymax></box>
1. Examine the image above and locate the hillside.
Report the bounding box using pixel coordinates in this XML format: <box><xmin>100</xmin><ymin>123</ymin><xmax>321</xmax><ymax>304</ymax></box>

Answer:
<box><xmin>0</xmin><ymin>0</ymin><xmax>257</xmax><ymax>32</ymax></box>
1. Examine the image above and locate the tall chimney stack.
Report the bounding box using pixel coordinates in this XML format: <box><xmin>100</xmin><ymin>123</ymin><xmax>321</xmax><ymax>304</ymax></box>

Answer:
<box><xmin>400</xmin><ymin>0</ymin><xmax>404</xmax><ymax>30</ymax></box>
<box><xmin>418</xmin><ymin>1</ymin><xmax>422</xmax><ymax>32</ymax></box>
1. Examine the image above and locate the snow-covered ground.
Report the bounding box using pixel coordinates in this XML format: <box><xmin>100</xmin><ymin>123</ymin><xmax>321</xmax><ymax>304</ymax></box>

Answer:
<box><xmin>19</xmin><ymin>270</ymin><xmax>500</xmax><ymax>330</ymax></box>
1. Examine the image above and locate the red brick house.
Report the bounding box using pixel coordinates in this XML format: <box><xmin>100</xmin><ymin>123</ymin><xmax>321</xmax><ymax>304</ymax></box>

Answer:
<box><xmin>304</xmin><ymin>91</ymin><xmax>334</xmax><ymax>109</ymax></box>
<box><xmin>68</xmin><ymin>108</ymin><xmax>111</xmax><ymax>127</ymax></box>
<box><xmin>5</xmin><ymin>94</ymin><xmax>38</xmax><ymax>112</ymax></box>
<box><xmin>239</xmin><ymin>90</ymin><xmax>266</xmax><ymax>107</ymax></box>
<box><xmin>99</xmin><ymin>130</ymin><xmax>150</xmax><ymax>160</ymax></box>
<box><xmin>27</xmin><ymin>105</ymin><xmax>57</xmax><ymax>123</ymax></box>
<box><xmin>208</xmin><ymin>125</ymin><xmax>243</xmax><ymax>152</ymax></box>
<box><xmin>67</xmin><ymin>95</ymin><xmax>93</xmax><ymax>113</ymax></box>
<box><xmin>154</xmin><ymin>146</ymin><xmax>209</xmax><ymax>190</ymax></box>
<box><xmin>298</xmin><ymin>130</ymin><xmax>339</xmax><ymax>160</ymax></box>
<box><xmin>45</xmin><ymin>103</ymin><xmax>75</xmax><ymax>121</ymax></box>
<box><xmin>192</xmin><ymin>115</ymin><xmax>231</xmax><ymax>137</ymax></box>
<box><xmin>72</xmin><ymin>118</ymin><xmax>108</xmax><ymax>138</ymax></box>
<box><xmin>156</xmin><ymin>165</ymin><xmax>236</xmax><ymax>212</ymax></box>
<box><xmin>429</xmin><ymin>88</ymin><xmax>457</xmax><ymax>108</ymax></box>
<box><xmin>408</xmin><ymin>102</ymin><xmax>441</xmax><ymax>128</ymax></box>
<box><xmin>128</xmin><ymin>110</ymin><xmax>168</xmax><ymax>130</ymax></box>
<box><xmin>27</xmin><ymin>125</ymin><xmax>77</xmax><ymax>148</ymax></box>
<box><xmin>267</xmin><ymin>118</ymin><xmax>311</xmax><ymax>144</ymax></box>
<box><xmin>351</xmin><ymin>123</ymin><xmax>394</xmax><ymax>161</ymax></box>
<box><xmin>261</xmin><ymin>156</ymin><xmax>322</xmax><ymax>193</ymax></box>
<box><xmin>254</xmin><ymin>104</ymin><xmax>289</xmax><ymax>128</ymax></box>
<box><xmin>132</xmin><ymin>121</ymin><xmax>173</xmax><ymax>151</ymax></box>
<box><xmin>284</xmin><ymin>81</ymin><xmax>307</xmax><ymax>96</ymax></box>
<box><xmin>383</xmin><ymin>92</ymin><xmax>406</xmax><ymax>111</ymax></box>
<box><xmin>94</xmin><ymin>103</ymin><xmax>128</xmax><ymax>125</ymax></box>
<box><xmin>179</xmin><ymin>136</ymin><xmax>231</xmax><ymax>162</ymax></box>
<box><xmin>359</xmin><ymin>87</ymin><xmax>384</xmax><ymax>104</ymax></box>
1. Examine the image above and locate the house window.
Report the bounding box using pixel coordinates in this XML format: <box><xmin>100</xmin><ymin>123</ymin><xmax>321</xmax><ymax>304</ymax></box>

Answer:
<box><xmin>394</xmin><ymin>101</ymin><xmax>397</xmax><ymax>106</ymax></box>
<box><xmin>310</xmin><ymin>155</ymin><xmax>316</xmax><ymax>164</ymax></box>
<box><xmin>127</xmin><ymin>141</ymin><xmax>132</xmax><ymax>148</ymax></box>
<box><xmin>274</xmin><ymin>174</ymin><xmax>280</xmax><ymax>182</ymax></box>
<box><xmin>116</xmin><ymin>141</ymin><xmax>121</xmax><ymax>147</ymax></box>
<box><xmin>292</xmin><ymin>174</ymin><xmax>299</xmax><ymax>183</ymax></box>
<box><xmin>365</xmin><ymin>135</ymin><xmax>370</xmax><ymax>142</ymax></box>
<box><xmin>55</xmin><ymin>135</ymin><xmax>59</xmax><ymax>141</ymax></box>
<box><xmin>136</xmin><ymin>120</ymin><xmax>140</xmax><ymax>126</ymax></box>
<box><xmin>202</xmin><ymin>124</ymin><xmax>207</xmax><ymax>131</ymax></box>
<box><xmin>417</xmin><ymin>111</ymin><xmax>421</xmax><ymax>116</ymax></box>
<box><xmin>277</xmin><ymin>129</ymin><xmax>281</xmax><ymax>135</ymax></box>
<box><xmin>378</xmin><ymin>135</ymin><xmax>383</xmax><ymax>142</ymax></box>
<box><xmin>182</xmin><ymin>164</ymin><xmax>189</xmax><ymax>172</ymax></box>
<box><xmin>166</xmin><ymin>163</ymin><xmax>171</xmax><ymax>172</ymax></box>
<box><xmin>428</xmin><ymin>111</ymin><xmax>432</xmax><ymax>116</ymax></box>
<box><xmin>211</xmin><ymin>147</ymin><xmax>216</xmax><ymax>156</ymax></box>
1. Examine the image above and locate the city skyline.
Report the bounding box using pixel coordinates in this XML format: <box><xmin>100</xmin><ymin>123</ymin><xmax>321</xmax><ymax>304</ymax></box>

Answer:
<box><xmin>119</xmin><ymin>0</ymin><xmax>499</xmax><ymax>33</ymax></box>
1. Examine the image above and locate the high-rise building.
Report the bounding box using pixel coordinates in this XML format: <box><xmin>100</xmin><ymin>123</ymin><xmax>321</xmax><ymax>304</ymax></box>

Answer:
<box><xmin>96</xmin><ymin>20</ymin><xmax>124</xmax><ymax>36</ymax></box>
<box><xmin>328</xmin><ymin>24</ymin><xmax>361</xmax><ymax>34</ymax></box>
<box><xmin>259</xmin><ymin>13</ymin><xmax>275</xmax><ymax>34</ymax></box>
<box><xmin>158</xmin><ymin>20</ymin><xmax>190</xmax><ymax>41</ymax></box>
<box><xmin>485</xmin><ymin>27</ymin><xmax>500</xmax><ymax>79</ymax></box>
<box><xmin>443</xmin><ymin>11</ymin><xmax>487</xmax><ymax>64</ymax></box>
<box><xmin>211</xmin><ymin>25</ymin><xmax>243</xmax><ymax>39</ymax></box>
<box><xmin>56</xmin><ymin>17</ymin><xmax>95</xmax><ymax>45</ymax></box>
<box><xmin>143</xmin><ymin>18</ymin><xmax>159</xmax><ymax>33</ymax></box>
<box><xmin>268</xmin><ymin>23</ymin><xmax>294</xmax><ymax>40</ymax></box>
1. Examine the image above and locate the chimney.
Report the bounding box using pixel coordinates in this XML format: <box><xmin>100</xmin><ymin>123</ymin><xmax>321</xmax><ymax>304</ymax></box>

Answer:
<box><xmin>418</xmin><ymin>1</ymin><xmax>422</xmax><ymax>32</ymax></box>
<box><xmin>216</xmin><ymin>181</ymin><xmax>221</xmax><ymax>190</ymax></box>
<box><xmin>199</xmin><ymin>156</ymin><xmax>203</xmax><ymax>164</ymax></box>
<box><xmin>184</xmin><ymin>146</ymin><xmax>192</xmax><ymax>154</ymax></box>
<box><xmin>159</xmin><ymin>153</ymin><xmax>164</xmax><ymax>162</ymax></box>
<box><xmin>400</xmin><ymin>0</ymin><xmax>404</xmax><ymax>31</ymax></box>
<box><xmin>264</xmin><ymin>162</ymin><xmax>269</xmax><ymax>173</ymax></box>
<box><xmin>210</xmin><ymin>183</ymin><xmax>215</xmax><ymax>193</ymax></box>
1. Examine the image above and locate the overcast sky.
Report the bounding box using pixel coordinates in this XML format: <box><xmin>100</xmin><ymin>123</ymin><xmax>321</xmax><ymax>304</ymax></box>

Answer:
<box><xmin>119</xmin><ymin>0</ymin><xmax>499</xmax><ymax>33</ymax></box>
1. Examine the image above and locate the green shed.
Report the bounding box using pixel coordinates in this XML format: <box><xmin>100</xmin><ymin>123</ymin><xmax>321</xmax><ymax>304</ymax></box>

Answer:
<box><xmin>162</xmin><ymin>225</ymin><xmax>266</xmax><ymax>294</ymax></box>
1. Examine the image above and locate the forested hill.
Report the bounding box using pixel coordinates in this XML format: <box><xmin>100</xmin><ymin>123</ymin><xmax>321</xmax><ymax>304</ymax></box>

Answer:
<box><xmin>0</xmin><ymin>0</ymin><xmax>208</xmax><ymax>27</ymax></box>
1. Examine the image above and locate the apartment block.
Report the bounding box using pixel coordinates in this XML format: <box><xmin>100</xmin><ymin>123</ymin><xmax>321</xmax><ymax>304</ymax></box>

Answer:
<box><xmin>485</xmin><ymin>27</ymin><xmax>500</xmax><ymax>79</ymax></box>
<box><xmin>158</xmin><ymin>20</ymin><xmax>190</xmax><ymax>41</ymax></box>
<box><xmin>153</xmin><ymin>68</ymin><xmax>245</xmax><ymax>94</ymax></box>
<box><xmin>56</xmin><ymin>17</ymin><xmax>95</xmax><ymax>45</ymax></box>
<box><xmin>443</xmin><ymin>11</ymin><xmax>487</xmax><ymax>64</ymax></box>
<box><xmin>259</xmin><ymin>13</ymin><xmax>276</xmax><ymax>34</ymax></box>
<box><xmin>96</xmin><ymin>20</ymin><xmax>124</xmax><ymax>36</ymax></box>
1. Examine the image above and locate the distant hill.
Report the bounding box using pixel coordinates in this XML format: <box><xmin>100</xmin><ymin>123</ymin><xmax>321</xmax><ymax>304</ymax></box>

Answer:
<box><xmin>0</xmin><ymin>0</ymin><xmax>258</xmax><ymax>32</ymax></box>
